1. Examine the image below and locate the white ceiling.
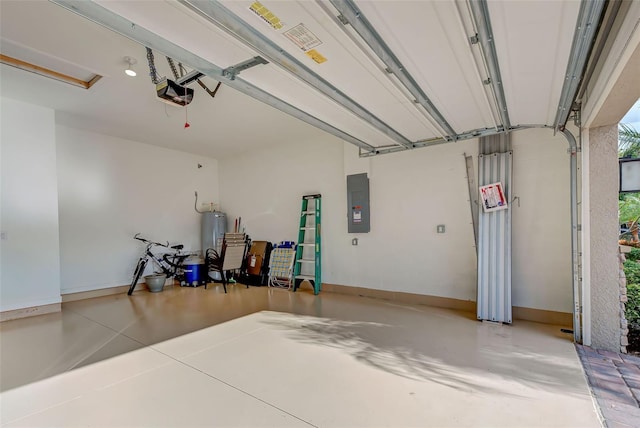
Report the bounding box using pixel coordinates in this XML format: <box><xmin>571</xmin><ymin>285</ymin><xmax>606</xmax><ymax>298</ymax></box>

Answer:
<box><xmin>0</xmin><ymin>0</ymin><xmax>328</xmax><ymax>159</ymax></box>
<box><xmin>0</xmin><ymin>0</ymin><xmax>582</xmax><ymax>158</ymax></box>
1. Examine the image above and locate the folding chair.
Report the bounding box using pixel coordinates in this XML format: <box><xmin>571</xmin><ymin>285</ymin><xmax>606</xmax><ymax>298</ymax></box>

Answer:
<box><xmin>268</xmin><ymin>247</ymin><xmax>296</xmax><ymax>289</ymax></box>
<box><xmin>205</xmin><ymin>233</ymin><xmax>248</xmax><ymax>293</ymax></box>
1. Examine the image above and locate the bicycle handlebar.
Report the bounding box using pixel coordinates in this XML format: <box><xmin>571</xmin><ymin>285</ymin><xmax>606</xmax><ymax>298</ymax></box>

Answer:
<box><xmin>133</xmin><ymin>233</ymin><xmax>170</xmax><ymax>248</ymax></box>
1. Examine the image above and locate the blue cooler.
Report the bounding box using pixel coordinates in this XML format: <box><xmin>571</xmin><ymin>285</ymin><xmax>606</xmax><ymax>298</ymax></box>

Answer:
<box><xmin>183</xmin><ymin>257</ymin><xmax>205</xmax><ymax>287</ymax></box>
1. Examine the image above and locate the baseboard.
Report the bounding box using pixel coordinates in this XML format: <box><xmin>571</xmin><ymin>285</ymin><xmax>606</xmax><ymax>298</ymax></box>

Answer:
<box><xmin>0</xmin><ymin>303</ymin><xmax>61</xmax><ymax>322</ymax></box>
<box><xmin>61</xmin><ymin>283</ymin><xmax>160</xmax><ymax>302</ymax></box>
<box><xmin>512</xmin><ymin>306</ymin><xmax>573</xmax><ymax>327</ymax></box>
<box><xmin>35</xmin><ymin>281</ymin><xmax>572</xmax><ymax>327</ymax></box>
<box><xmin>321</xmin><ymin>283</ymin><xmax>476</xmax><ymax>312</ymax></box>
<box><xmin>321</xmin><ymin>283</ymin><xmax>572</xmax><ymax>326</ymax></box>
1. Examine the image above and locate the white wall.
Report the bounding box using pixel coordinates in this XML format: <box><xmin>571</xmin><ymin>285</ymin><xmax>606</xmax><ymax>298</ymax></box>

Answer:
<box><xmin>0</xmin><ymin>96</ymin><xmax>571</xmax><ymax>311</ymax></box>
<box><xmin>220</xmin><ymin>128</ymin><xmax>574</xmax><ymax>312</ymax></box>
<box><xmin>341</xmin><ymin>141</ymin><xmax>479</xmax><ymax>298</ymax></box>
<box><xmin>219</xmin><ymin>135</ymin><xmax>347</xmax><ymax>282</ymax></box>
<box><xmin>56</xmin><ymin>126</ymin><xmax>219</xmax><ymax>294</ymax></box>
<box><xmin>220</xmin><ymin>134</ymin><xmax>479</xmax><ymax>301</ymax></box>
<box><xmin>1</xmin><ymin>98</ymin><xmax>61</xmax><ymax>311</ymax></box>
<box><xmin>511</xmin><ymin>129</ymin><xmax>572</xmax><ymax>312</ymax></box>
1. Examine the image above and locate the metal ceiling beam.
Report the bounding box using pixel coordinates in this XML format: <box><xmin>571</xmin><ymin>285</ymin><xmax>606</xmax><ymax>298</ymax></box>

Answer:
<box><xmin>360</xmin><ymin>124</ymin><xmax>551</xmax><ymax>157</ymax></box>
<box><xmin>179</xmin><ymin>0</ymin><xmax>413</xmax><ymax>149</ymax></box>
<box><xmin>576</xmin><ymin>0</ymin><xmax>622</xmax><ymax>103</ymax></box>
<box><xmin>176</xmin><ymin>70</ymin><xmax>204</xmax><ymax>86</ymax></box>
<box><xmin>50</xmin><ymin>0</ymin><xmax>375</xmax><ymax>152</ymax></box>
<box><xmin>553</xmin><ymin>0</ymin><xmax>606</xmax><ymax>131</ymax></box>
<box><xmin>468</xmin><ymin>0</ymin><xmax>511</xmax><ymax>131</ymax></box>
<box><xmin>329</xmin><ymin>0</ymin><xmax>456</xmax><ymax>139</ymax></box>
<box><xmin>221</xmin><ymin>56</ymin><xmax>268</xmax><ymax>81</ymax></box>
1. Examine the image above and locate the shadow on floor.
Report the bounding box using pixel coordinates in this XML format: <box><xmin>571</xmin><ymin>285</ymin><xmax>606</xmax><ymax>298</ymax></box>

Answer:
<box><xmin>259</xmin><ymin>307</ymin><xmax>583</xmax><ymax>398</ymax></box>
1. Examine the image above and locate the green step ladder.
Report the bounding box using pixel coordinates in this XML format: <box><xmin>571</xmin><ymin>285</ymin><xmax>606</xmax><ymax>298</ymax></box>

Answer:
<box><xmin>293</xmin><ymin>194</ymin><xmax>321</xmax><ymax>295</ymax></box>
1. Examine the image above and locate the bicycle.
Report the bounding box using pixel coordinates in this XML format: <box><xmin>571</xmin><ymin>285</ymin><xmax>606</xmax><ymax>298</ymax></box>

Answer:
<box><xmin>127</xmin><ymin>233</ymin><xmax>190</xmax><ymax>295</ymax></box>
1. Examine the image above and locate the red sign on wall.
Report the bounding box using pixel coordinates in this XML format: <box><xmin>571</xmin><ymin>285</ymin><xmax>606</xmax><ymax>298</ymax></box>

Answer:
<box><xmin>480</xmin><ymin>182</ymin><xmax>508</xmax><ymax>212</ymax></box>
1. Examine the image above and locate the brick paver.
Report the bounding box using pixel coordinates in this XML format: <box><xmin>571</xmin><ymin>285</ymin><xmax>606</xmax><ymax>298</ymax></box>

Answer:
<box><xmin>576</xmin><ymin>345</ymin><xmax>640</xmax><ymax>427</ymax></box>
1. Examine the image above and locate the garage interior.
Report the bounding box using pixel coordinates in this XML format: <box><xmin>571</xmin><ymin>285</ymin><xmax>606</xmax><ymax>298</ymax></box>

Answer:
<box><xmin>1</xmin><ymin>0</ymin><xmax>640</xmax><ymax>426</ymax></box>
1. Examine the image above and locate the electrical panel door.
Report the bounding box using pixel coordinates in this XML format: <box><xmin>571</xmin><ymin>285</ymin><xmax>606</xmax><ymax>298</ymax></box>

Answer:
<box><xmin>347</xmin><ymin>173</ymin><xmax>370</xmax><ymax>233</ymax></box>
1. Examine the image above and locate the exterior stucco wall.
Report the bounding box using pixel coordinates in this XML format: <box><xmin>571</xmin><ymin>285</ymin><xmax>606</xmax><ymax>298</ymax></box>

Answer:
<box><xmin>589</xmin><ymin>124</ymin><xmax>621</xmax><ymax>351</ymax></box>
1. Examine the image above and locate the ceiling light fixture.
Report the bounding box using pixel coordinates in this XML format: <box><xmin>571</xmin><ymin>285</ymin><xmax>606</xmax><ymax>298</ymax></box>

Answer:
<box><xmin>124</xmin><ymin>56</ymin><xmax>137</xmax><ymax>77</ymax></box>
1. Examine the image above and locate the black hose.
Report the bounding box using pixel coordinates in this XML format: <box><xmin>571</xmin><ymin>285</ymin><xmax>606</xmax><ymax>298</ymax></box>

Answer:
<box><xmin>194</xmin><ymin>191</ymin><xmax>205</xmax><ymax>214</ymax></box>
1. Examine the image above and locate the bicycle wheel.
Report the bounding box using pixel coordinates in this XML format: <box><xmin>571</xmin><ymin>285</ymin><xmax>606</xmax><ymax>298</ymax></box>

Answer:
<box><xmin>127</xmin><ymin>258</ymin><xmax>147</xmax><ymax>296</ymax></box>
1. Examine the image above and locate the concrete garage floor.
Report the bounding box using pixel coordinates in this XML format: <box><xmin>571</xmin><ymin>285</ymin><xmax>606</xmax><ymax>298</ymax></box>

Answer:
<box><xmin>1</xmin><ymin>285</ymin><xmax>601</xmax><ymax>427</ymax></box>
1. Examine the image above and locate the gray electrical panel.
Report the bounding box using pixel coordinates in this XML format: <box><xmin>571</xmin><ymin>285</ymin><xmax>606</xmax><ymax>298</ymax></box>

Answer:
<box><xmin>347</xmin><ymin>173</ymin><xmax>370</xmax><ymax>233</ymax></box>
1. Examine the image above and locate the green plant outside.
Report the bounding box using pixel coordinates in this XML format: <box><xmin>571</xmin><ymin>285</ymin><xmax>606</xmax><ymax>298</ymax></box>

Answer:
<box><xmin>619</xmin><ymin>195</ymin><xmax>640</xmax><ymax>226</ymax></box>
<box><xmin>619</xmin><ymin>123</ymin><xmax>640</xmax><ymax>159</ymax></box>
<box><xmin>627</xmin><ymin>248</ymin><xmax>640</xmax><ymax>262</ymax></box>
<box><xmin>619</xmin><ymin>124</ymin><xmax>640</xmax><ymax>239</ymax></box>
<box><xmin>624</xmin><ymin>260</ymin><xmax>640</xmax><ymax>284</ymax></box>
<box><xmin>618</xmin><ymin>117</ymin><xmax>640</xmax><ymax>332</ymax></box>
<box><xmin>623</xmin><ymin>257</ymin><xmax>640</xmax><ymax>328</ymax></box>
<box><xmin>627</xmin><ymin>284</ymin><xmax>640</xmax><ymax>329</ymax></box>
<box><xmin>623</xmin><ymin>248</ymin><xmax>640</xmax><ymax>329</ymax></box>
